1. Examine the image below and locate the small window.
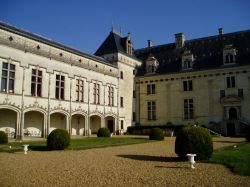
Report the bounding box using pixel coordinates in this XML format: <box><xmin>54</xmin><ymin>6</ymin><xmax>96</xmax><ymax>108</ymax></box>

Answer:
<box><xmin>226</xmin><ymin>76</ymin><xmax>236</xmax><ymax>88</ymax></box>
<box><xmin>183</xmin><ymin>60</ymin><xmax>192</xmax><ymax>70</ymax></box>
<box><xmin>31</xmin><ymin>69</ymin><xmax>42</xmax><ymax>97</ymax></box>
<box><xmin>55</xmin><ymin>74</ymin><xmax>65</xmax><ymax>100</ymax></box>
<box><xmin>220</xmin><ymin>90</ymin><xmax>225</xmax><ymax>98</ymax></box>
<box><xmin>147</xmin><ymin>84</ymin><xmax>156</xmax><ymax>94</ymax></box>
<box><xmin>184</xmin><ymin>99</ymin><xmax>194</xmax><ymax>119</ymax></box>
<box><xmin>1</xmin><ymin>62</ymin><xmax>15</xmax><ymax>93</ymax></box>
<box><xmin>238</xmin><ymin>89</ymin><xmax>243</xmax><ymax>98</ymax></box>
<box><xmin>133</xmin><ymin>90</ymin><xmax>136</xmax><ymax>98</ymax></box>
<box><xmin>183</xmin><ymin>80</ymin><xmax>193</xmax><ymax>91</ymax></box>
<box><xmin>147</xmin><ymin>101</ymin><xmax>156</xmax><ymax>120</ymax></box>
<box><xmin>121</xmin><ymin>120</ymin><xmax>124</xmax><ymax>129</ymax></box>
<box><xmin>225</xmin><ymin>53</ymin><xmax>234</xmax><ymax>64</ymax></box>
<box><xmin>120</xmin><ymin>71</ymin><xmax>123</xmax><ymax>79</ymax></box>
<box><xmin>120</xmin><ymin>97</ymin><xmax>124</xmax><ymax>107</ymax></box>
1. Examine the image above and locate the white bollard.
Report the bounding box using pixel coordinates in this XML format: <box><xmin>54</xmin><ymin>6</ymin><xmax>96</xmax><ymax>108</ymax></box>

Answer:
<box><xmin>23</xmin><ymin>144</ymin><xmax>29</xmax><ymax>154</ymax></box>
<box><xmin>186</xmin><ymin>154</ymin><xmax>196</xmax><ymax>169</ymax></box>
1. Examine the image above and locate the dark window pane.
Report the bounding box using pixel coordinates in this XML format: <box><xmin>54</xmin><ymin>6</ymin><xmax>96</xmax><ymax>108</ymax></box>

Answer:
<box><xmin>61</xmin><ymin>82</ymin><xmax>64</xmax><ymax>87</ymax></box>
<box><xmin>32</xmin><ymin>69</ymin><xmax>36</xmax><ymax>75</ymax></box>
<box><xmin>1</xmin><ymin>78</ymin><xmax>7</xmax><ymax>91</ymax></box>
<box><xmin>32</xmin><ymin>76</ymin><xmax>36</xmax><ymax>82</ymax></box>
<box><xmin>189</xmin><ymin>80</ymin><xmax>193</xmax><ymax>91</ymax></box>
<box><xmin>61</xmin><ymin>88</ymin><xmax>64</xmax><ymax>99</ymax></box>
<box><xmin>121</xmin><ymin>120</ymin><xmax>124</xmax><ymax>129</ymax></box>
<box><xmin>38</xmin><ymin>70</ymin><xmax>42</xmax><ymax>76</ymax></box>
<box><xmin>37</xmin><ymin>77</ymin><xmax>42</xmax><ymax>83</ymax></box>
<box><xmin>231</xmin><ymin>77</ymin><xmax>235</xmax><ymax>88</ymax></box>
<box><xmin>183</xmin><ymin>81</ymin><xmax>187</xmax><ymax>91</ymax></box>
<box><xmin>2</xmin><ymin>63</ymin><xmax>8</xmax><ymax>69</ymax></box>
<box><xmin>226</xmin><ymin>77</ymin><xmax>230</xmax><ymax>88</ymax></box>
<box><xmin>2</xmin><ymin>70</ymin><xmax>7</xmax><ymax>77</ymax></box>
<box><xmin>152</xmin><ymin>84</ymin><xmax>155</xmax><ymax>94</ymax></box>
<box><xmin>56</xmin><ymin>81</ymin><xmax>59</xmax><ymax>86</ymax></box>
<box><xmin>56</xmin><ymin>75</ymin><xmax>60</xmax><ymax>80</ymax></box>
<box><xmin>61</xmin><ymin>76</ymin><xmax>65</xmax><ymax>81</ymax></box>
<box><xmin>56</xmin><ymin>87</ymin><xmax>59</xmax><ymax>99</ymax></box>
<box><xmin>8</xmin><ymin>79</ymin><xmax>14</xmax><ymax>92</ymax></box>
<box><xmin>9</xmin><ymin>72</ymin><xmax>15</xmax><ymax>78</ymax></box>
<box><xmin>31</xmin><ymin>83</ymin><xmax>35</xmax><ymax>96</ymax></box>
<box><xmin>10</xmin><ymin>64</ymin><xmax>15</xmax><ymax>70</ymax></box>
<box><xmin>147</xmin><ymin>85</ymin><xmax>150</xmax><ymax>94</ymax></box>
<box><xmin>37</xmin><ymin>84</ymin><xmax>41</xmax><ymax>97</ymax></box>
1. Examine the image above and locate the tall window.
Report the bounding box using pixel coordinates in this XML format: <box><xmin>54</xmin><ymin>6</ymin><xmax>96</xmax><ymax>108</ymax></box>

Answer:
<box><xmin>225</xmin><ymin>53</ymin><xmax>234</xmax><ymax>64</ymax></box>
<box><xmin>133</xmin><ymin>112</ymin><xmax>136</xmax><ymax>122</ymax></box>
<box><xmin>147</xmin><ymin>84</ymin><xmax>156</xmax><ymax>94</ymax></box>
<box><xmin>93</xmin><ymin>83</ymin><xmax>100</xmax><ymax>104</ymax></box>
<box><xmin>55</xmin><ymin>74</ymin><xmax>65</xmax><ymax>100</ymax></box>
<box><xmin>120</xmin><ymin>71</ymin><xmax>123</xmax><ymax>79</ymax></box>
<box><xmin>183</xmin><ymin>80</ymin><xmax>193</xmax><ymax>91</ymax></box>
<box><xmin>1</xmin><ymin>62</ymin><xmax>15</xmax><ymax>93</ymax></box>
<box><xmin>76</xmin><ymin>79</ymin><xmax>84</xmax><ymax>102</ymax></box>
<box><xmin>120</xmin><ymin>97</ymin><xmax>124</xmax><ymax>107</ymax></box>
<box><xmin>148</xmin><ymin>101</ymin><xmax>156</xmax><ymax>120</ymax></box>
<box><xmin>183</xmin><ymin>60</ymin><xmax>192</xmax><ymax>70</ymax></box>
<box><xmin>184</xmin><ymin>99</ymin><xmax>194</xmax><ymax>119</ymax></box>
<box><xmin>226</xmin><ymin>76</ymin><xmax>236</xmax><ymax>88</ymax></box>
<box><xmin>108</xmin><ymin>86</ymin><xmax>114</xmax><ymax>106</ymax></box>
<box><xmin>121</xmin><ymin>120</ymin><xmax>124</xmax><ymax>129</ymax></box>
<box><xmin>31</xmin><ymin>69</ymin><xmax>42</xmax><ymax>97</ymax></box>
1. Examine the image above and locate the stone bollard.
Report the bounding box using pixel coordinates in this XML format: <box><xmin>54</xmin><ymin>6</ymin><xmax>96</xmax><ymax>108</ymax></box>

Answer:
<box><xmin>186</xmin><ymin>154</ymin><xmax>196</xmax><ymax>169</ymax></box>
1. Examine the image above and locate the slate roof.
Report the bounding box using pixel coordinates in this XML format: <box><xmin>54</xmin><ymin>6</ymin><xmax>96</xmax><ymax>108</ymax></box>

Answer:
<box><xmin>0</xmin><ymin>22</ymin><xmax>117</xmax><ymax>68</ymax></box>
<box><xmin>95</xmin><ymin>30</ymin><xmax>138</xmax><ymax>60</ymax></box>
<box><xmin>134</xmin><ymin>30</ymin><xmax>250</xmax><ymax>76</ymax></box>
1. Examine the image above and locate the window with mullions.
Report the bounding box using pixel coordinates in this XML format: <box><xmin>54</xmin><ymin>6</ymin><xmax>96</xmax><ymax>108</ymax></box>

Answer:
<box><xmin>226</xmin><ymin>76</ymin><xmax>236</xmax><ymax>88</ymax></box>
<box><xmin>183</xmin><ymin>60</ymin><xmax>192</xmax><ymax>70</ymax></box>
<box><xmin>183</xmin><ymin>80</ymin><xmax>193</xmax><ymax>91</ymax></box>
<box><xmin>147</xmin><ymin>101</ymin><xmax>156</xmax><ymax>120</ymax></box>
<box><xmin>76</xmin><ymin>79</ymin><xmax>84</xmax><ymax>102</ymax></box>
<box><xmin>184</xmin><ymin>99</ymin><xmax>194</xmax><ymax>119</ymax></box>
<box><xmin>93</xmin><ymin>83</ymin><xmax>100</xmax><ymax>104</ymax></box>
<box><xmin>31</xmin><ymin>69</ymin><xmax>42</xmax><ymax>97</ymax></box>
<box><xmin>1</xmin><ymin>62</ymin><xmax>15</xmax><ymax>93</ymax></box>
<box><xmin>55</xmin><ymin>74</ymin><xmax>65</xmax><ymax>100</ymax></box>
<box><xmin>108</xmin><ymin>86</ymin><xmax>114</xmax><ymax>106</ymax></box>
<box><xmin>147</xmin><ymin>84</ymin><xmax>156</xmax><ymax>94</ymax></box>
<box><xmin>225</xmin><ymin>53</ymin><xmax>234</xmax><ymax>64</ymax></box>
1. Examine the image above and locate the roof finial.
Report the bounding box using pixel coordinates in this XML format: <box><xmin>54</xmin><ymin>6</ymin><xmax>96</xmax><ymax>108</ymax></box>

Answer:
<box><xmin>111</xmin><ymin>20</ymin><xmax>114</xmax><ymax>32</ymax></box>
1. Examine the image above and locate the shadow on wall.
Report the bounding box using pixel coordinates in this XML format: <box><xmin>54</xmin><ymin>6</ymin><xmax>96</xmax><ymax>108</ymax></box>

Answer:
<box><xmin>116</xmin><ymin>154</ymin><xmax>183</xmax><ymax>162</ymax></box>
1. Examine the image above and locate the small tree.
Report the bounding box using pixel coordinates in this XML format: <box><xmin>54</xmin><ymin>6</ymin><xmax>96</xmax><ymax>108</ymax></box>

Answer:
<box><xmin>149</xmin><ymin>128</ymin><xmax>164</xmax><ymax>140</ymax></box>
<box><xmin>97</xmin><ymin>128</ymin><xmax>111</xmax><ymax>137</ymax></box>
<box><xmin>47</xmin><ymin>129</ymin><xmax>70</xmax><ymax>150</ymax></box>
<box><xmin>175</xmin><ymin>126</ymin><xmax>213</xmax><ymax>160</ymax></box>
<box><xmin>0</xmin><ymin>131</ymin><xmax>8</xmax><ymax>144</ymax></box>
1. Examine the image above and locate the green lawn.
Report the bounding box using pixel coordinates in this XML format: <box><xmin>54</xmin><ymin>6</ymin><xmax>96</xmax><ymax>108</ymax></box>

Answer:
<box><xmin>207</xmin><ymin>143</ymin><xmax>250</xmax><ymax>176</ymax></box>
<box><xmin>0</xmin><ymin>137</ymin><xmax>150</xmax><ymax>153</ymax></box>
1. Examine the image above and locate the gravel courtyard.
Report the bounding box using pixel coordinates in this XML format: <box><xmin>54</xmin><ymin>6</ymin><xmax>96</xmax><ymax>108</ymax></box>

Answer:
<box><xmin>0</xmin><ymin>137</ymin><xmax>249</xmax><ymax>187</ymax></box>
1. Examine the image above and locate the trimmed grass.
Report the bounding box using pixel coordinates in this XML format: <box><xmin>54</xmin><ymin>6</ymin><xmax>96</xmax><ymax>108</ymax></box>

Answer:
<box><xmin>0</xmin><ymin>137</ymin><xmax>150</xmax><ymax>153</ymax></box>
<box><xmin>206</xmin><ymin>143</ymin><xmax>250</xmax><ymax>176</ymax></box>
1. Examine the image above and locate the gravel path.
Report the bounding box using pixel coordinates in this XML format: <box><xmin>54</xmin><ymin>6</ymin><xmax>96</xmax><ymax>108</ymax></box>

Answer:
<box><xmin>0</xmin><ymin>137</ymin><xmax>249</xmax><ymax>187</ymax></box>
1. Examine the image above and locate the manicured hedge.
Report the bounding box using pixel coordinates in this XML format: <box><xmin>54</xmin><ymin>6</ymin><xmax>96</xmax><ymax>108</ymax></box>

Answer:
<box><xmin>127</xmin><ymin>124</ymin><xmax>184</xmax><ymax>135</ymax></box>
<box><xmin>47</xmin><ymin>129</ymin><xmax>70</xmax><ymax>150</ymax></box>
<box><xmin>97</xmin><ymin>128</ymin><xmax>111</xmax><ymax>137</ymax></box>
<box><xmin>175</xmin><ymin>125</ymin><xmax>213</xmax><ymax>160</ymax></box>
<box><xmin>149</xmin><ymin>128</ymin><xmax>164</xmax><ymax>140</ymax></box>
<box><xmin>0</xmin><ymin>131</ymin><xmax>8</xmax><ymax>144</ymax></box>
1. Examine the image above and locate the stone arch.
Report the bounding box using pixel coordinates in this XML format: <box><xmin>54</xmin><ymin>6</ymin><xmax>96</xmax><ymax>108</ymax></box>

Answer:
<box><xmin>89</xmin><ymin>112</ymin><xmax>104</xmax><ymax>134</ymax></box>
<box><xmin>49</xmin><ymin>110</ymin><xmax>70</xmax><ymax>133</ymax></box>
<box><xmin>23</xmin><ymin>108</ymin><xmax>47</xmax><ymax>138</ymax></box>
<box><xmin>71</xmin><ymin>111</ymin><xmax>88</xmax><ymax>136</ymax></box>
<box><xmin>0</xmin><ymin>105</ymin><xmax>21</xmax><ymax>138</ymax></box>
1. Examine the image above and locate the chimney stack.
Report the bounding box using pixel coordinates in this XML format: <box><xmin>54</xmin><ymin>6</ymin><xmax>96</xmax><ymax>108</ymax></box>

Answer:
<box><xmin>147</xmin><ymin>40</ymin><xmax>153</xmax><ymax>48</ymax></box>
<box><xmin>175</xmin><ymin>33</ymin><xmax>185</xmax><ymax>49</ymax></box>
<box><xmin>218</xmin><ymin>28</ymin><xmax>224</xmax><ymax>35</ymax></box>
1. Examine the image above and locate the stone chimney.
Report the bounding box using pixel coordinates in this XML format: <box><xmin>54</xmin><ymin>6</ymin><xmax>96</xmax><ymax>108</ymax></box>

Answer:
<box><xmin>218</xmin><ymin>28</ymin><xmax>224</xmax><ymax>35</ymax></box>
<box><xmin>147</xmin><ymin>40</ymin><xmax>153</xmax><ymax>48</ymax></box>
<box><xmin>175</xmin><ymin>33</ymin><xmax>185</xmax><ymax>49</ymax></box>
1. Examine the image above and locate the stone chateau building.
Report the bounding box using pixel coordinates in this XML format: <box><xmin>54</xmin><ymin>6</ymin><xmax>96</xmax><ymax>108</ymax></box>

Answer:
<box><xmin>0</xmin><ymin>22</ymin><xmax>249</xmax><ymax>139</ymax></box>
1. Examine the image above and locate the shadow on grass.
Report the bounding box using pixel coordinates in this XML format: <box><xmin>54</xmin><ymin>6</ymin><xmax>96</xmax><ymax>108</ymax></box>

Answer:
<box><xmin>29</xmin><ymin>146</ymin><xmax>48</xmax><ymax>151</ymax></box>
<box><xmin>117</xmin><ymin>154</ymin><xmax>182</xmax><ymax>162</ymax></box>
<box><xmin>155</xmin><ymin>165</ymin><xmax>189</xmax><ymax>169</ymax></box>
<box><xmin>213</xmin><ymin>140</ymin><xmax>245</xmax><ymax>144</ymax></box>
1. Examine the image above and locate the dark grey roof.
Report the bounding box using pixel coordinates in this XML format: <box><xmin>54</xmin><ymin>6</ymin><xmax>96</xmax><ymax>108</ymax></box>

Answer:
<box><xmin>95</xmin><ymin>30</ymin><xmax>139</xmax><ymax>60</ymax></box>
<box><xmin>0</xmin><ymin>21</ymin><xmax>117</xmax><ymax>68</ymax></box>
<box><xmin>134</xmin><ymin>30</ymin><xmax>250</xmax><ymax>76</ymax></box>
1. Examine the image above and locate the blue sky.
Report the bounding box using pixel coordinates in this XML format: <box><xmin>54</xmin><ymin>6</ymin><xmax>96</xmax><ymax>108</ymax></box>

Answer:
<box><xmin>0</xmin><ymin>0</ymin><xmax>250</xmax><ymax>54</ymax></box>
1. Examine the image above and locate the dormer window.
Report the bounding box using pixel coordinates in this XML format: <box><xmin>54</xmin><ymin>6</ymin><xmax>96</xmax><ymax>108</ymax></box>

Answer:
<box><xmin>223</xmin><ymin>44</ymin><xmax>236</xmax><ymax>65</ymax></box>
<box><xmin>182</xmin><ymin>50</ymin><xmax>194</xmax><ymax>70</ymax></box>
<box><xmin>126</xmin><ymin>33</ymin><xmax>133</xmax><ymax>55</ymax></box>
<box><xmin>146</xmin><ymin>54</ymin><xmax>158</xmax><ymax>74</ymax></box>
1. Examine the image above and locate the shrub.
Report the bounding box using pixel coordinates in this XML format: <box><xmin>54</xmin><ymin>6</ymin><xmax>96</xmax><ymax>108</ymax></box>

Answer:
<box><xmin>47</xmin><ymin>129</ymin><xmax>70</xmax><ymax>150</ymax></box>
<box><xmin>175</xmin><ymin>126</ymin><xmax>213</xmax><ymax>160</ymax></box>
<box><xmin>0</xmin><ymin>131</ymin><xmax>8</xmax><ymax>144</ymax></box>
<box><xmin>97</xmin><ymin>128</ymin><xmax>111</xmax><ymax>137</ymax></box>
<box><xmin>246</xmin><ymin>127</ymin><xmax>250</xmax><ymax>142</ymax></box>
<box><xmin>149</xmin><ymin>128</ymin><xmax>164</xmax><ymax>140</ymax></box>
